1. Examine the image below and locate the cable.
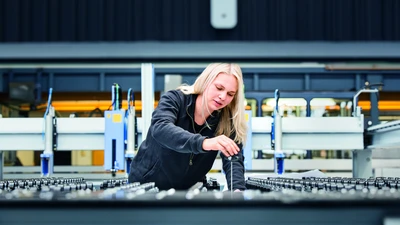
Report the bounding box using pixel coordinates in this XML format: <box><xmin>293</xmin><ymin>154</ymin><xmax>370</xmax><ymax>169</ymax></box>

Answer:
<box><xmin>127</xmin><ymin>88</ymin><xmax>134</xmax><ymax>111</ymax></box>
<box><xmin>42</xmin><ymin>88</ymin><xmax>53</xmax><ymax>141</ymax></box>
<box><xmin>44</xmin><ymin>88</ymin><xmax>53</xmax><ymax>116</ymax></box>
<box><xmin>108</xmin><ymin>83</ymin><xmax>122</xmax><ymax>111</ymax></box>
<box><xmin>274</xmin><ymin>89</ymin><xmax>280</xmax><ymax>112</ymax></box>
<box><xmin>127</xmin><ymin>88</ymin><xmax>131</xmax><ymax>111</ymax></box>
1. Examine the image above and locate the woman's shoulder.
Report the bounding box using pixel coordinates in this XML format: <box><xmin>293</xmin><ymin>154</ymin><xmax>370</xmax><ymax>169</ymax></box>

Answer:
<box><xmin>160</xmin><ymin>90</ymin><xmax>191</xmax><ymax>107</ymax></box>
<box><xmin>163</xmin><ymin>89</ymin><xmax>192</xmax><ymax>101</ymax></box>
<box><xmin>163</xmin><ymin>89</ymin><xmax>185</xmax><ymax>100</ymax></box>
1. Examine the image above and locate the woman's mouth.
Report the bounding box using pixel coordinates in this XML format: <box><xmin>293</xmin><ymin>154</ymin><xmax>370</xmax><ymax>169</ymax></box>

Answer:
<box><xmin>214</xmin><ymin>100</ymin><xmax>222</xmax><ymax>107</ymax></box>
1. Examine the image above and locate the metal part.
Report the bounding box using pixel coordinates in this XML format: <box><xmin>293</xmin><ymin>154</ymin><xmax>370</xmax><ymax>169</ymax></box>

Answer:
<box><xmin>40</xmin><ymin>153</ymin><xmax>53</xmax><ymax>177</ymax></box>
<box><xmin>246</xmin><ymin>91</ymin><xmax>357</xmax><ymax>117</ymax></box>
<box><xmin>352</xmin><ymin>88</ymin><xmax>379</xmax><ymax>117</ymax></box>
<box><xmin>352</xmin><ymin>149</ymin><xmax>373</xmax><ymax>178</ymax></box>
<box><xmin>126</xmin><ymin>108</ymin><xmax>136</xmax><ymax>154</ymax></box>
<box><xmin>188</xmin><ymin>182</ymin><xmax>203</xmax><ymax>192</ymax></box>
<box><xmin>44</xmin><ymin>107</ymin><xmax>54</xmax><ymax>154</ymax></box>
<box><xmin>231</xmin><ymin>160</ymin><xmax>233</xmax><ymax>192</ymax></box>
<box><xmin>362</xmin><ymin>120</ymin><xmax>400</xmax><ymax>178</ymax></box>
<box><xmin>1</xmin><ymin>111</ymin><xmax>398</xmax><ymax>180</ymax></box>
<box><xmin>227</xmin><ymin>155</ymin><xmax>239</xmax><ymax>191</ymax></box>
<box><xmin>271</xmin><ymin>89</ymin><xmax>285</xmax><ymax>175</ymax></box>
<box><xmin>0</xmin><ymin>116</ymin><xmax>364</xmax><ymax>171</ymax></box>
<box><xmin>212</xmin><ymin>159</ymin><xmax>353</xmax><ymax>171</ymax></box>
<box><xmin>252</xmin><ymin>116</ymin><xmax>364</xmax><ymax>150</ymax></box>
<box><xmin>2</xmin><ymin>174</ymin><xmax>400</xmax><ymax>225</ymax></box>
<box><xmin>104</xmin><ymin>110</ymin><xmax>125</xmax><ymax>175</ymax></box>
<box><xmin>0</xmin><ymin>151</ymin><xmax>3</xmax><ymax>180</ymax></box>
<box><xmin>111</xmin><ymin>83</ymin><xmax>122</xmax><ymax>110</ymax></box>
<box><xmin>367</xmin><ymin>120</ymin><xmax>400</xmax><ymax>150</ymax></box>
<box><xmin>274</xmin><ymin>110</ymin><xmax>282</xmax><ymax>152</ymax></box>
<box><xmin>5</xmin><ymin>159</ymin><xmax>400</xmax><ymax>180</ymax></box>
<box><xmin>2</xmin><ymin>42</ymin><xmax>400</xmax><ymax>61</ymax></box>
<box><xmin>41</xmin><ymin>106</ymin><xmax>55</xmax><ymax>177</ymax></box>
<box><xmin>141</xmin><ymin>63</ymin><xmax>155</xmax><ymax>140</ymax></box>
<box><xmin>52</xmin><ymin>115</ymin><xmax>57</xmax><ymax>151</ymax></box>
<box><xmin>125</xmin><ymin>106</ymin><xmax>136</xmax><ymax>176</ymax></box>
<box><xmin>0</xmin><ymin>118</ymin><xmax>106</xmax><ymax>151</ymax></box>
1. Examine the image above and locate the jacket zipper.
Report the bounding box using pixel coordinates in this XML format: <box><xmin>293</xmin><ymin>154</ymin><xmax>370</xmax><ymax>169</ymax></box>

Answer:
<box><xmin>189</xmin><ymin>154</ymin><xmax>194</xmax><ymax>166</ymax></box>
<box><xmin>186</xmin><ymin>106</ymin><xmax>208</xmax><ymax>166</ymax></box>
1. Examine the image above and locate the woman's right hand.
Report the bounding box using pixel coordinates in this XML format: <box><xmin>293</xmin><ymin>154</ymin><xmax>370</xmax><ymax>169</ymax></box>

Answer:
<box><xmin>202</xmin><ymin>135</ymin><xmax>240</xmax><ymax>157</ymax></box>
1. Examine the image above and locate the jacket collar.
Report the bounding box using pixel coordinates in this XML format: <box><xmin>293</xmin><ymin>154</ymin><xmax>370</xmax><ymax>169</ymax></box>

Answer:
<box><xmin>186</xmin><ymin>94</ymin><xmax>221</xmax><ymax>126</ymax></box>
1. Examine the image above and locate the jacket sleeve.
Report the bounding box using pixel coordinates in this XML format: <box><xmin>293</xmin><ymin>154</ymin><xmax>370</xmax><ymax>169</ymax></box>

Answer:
<box><xmin>148</xmin><ymin>90</ymin><xmax>207</xmax><ymax>154</ymax></box>
<box><xmin>221</xmin><ymin>142</ymin><xmax>246</xmax><ymax>191</ymax></box>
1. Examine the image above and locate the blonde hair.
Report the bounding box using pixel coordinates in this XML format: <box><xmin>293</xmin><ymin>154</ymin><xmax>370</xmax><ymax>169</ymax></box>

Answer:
<box><xmin>177</xmin><ymin>63</ymin><xmax>247</xmax><ymax>145</ymax></box>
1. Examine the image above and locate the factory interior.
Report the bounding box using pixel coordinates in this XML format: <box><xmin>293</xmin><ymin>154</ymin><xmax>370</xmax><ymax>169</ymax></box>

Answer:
<box><xmin>1</xmin><ymin>0</ymin><xmax>400</xmax><ymax>224</ymax></box>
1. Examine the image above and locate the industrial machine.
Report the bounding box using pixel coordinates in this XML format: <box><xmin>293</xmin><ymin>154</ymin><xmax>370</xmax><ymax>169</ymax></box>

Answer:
<box><xmin>0</xmin><ymin>64</ymin><xmax>399</xmax><ymax>179</ymax></box>
<box><xmin>104</xmin><ymin>84</ymin><xmax>137</xmax><ymax>177</ymax></box>
<box><xmin>1</xmin><ymin>175</ymin><xmax>400</xmax><ymax>225</ymax></box>
<box><xmin>15</xmin><ymin>82</ymin><xmax>138</xmax><ymax>179</ymax></box>
<box><xmin>0</xmin><ymin>63</ymin><xmax>400</xmax><ymax>225</ymax></box>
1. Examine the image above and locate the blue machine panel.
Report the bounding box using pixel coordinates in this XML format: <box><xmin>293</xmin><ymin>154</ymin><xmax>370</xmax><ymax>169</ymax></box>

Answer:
<box><xmin>104</xmin><ymin>110</ymin><xmax>126</xmax><ymax>172</ymax></box>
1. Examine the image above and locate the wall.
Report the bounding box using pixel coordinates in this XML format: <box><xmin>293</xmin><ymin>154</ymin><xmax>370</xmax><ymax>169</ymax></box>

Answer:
<box><xmin>0</xmin><ymin>0</ymin><xmax>399</xmax><ymax>42</ymax></box>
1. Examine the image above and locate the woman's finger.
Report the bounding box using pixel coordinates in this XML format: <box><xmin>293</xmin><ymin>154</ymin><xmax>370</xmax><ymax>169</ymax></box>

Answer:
<box><xmin>217</xmin><ymin>143</ymin><xmax>231</xmax><ymax>157</ymax></box>
<box><xmin>223</xmin><ymin>138</ymin><xmax>238</xmax><ymax>155</ymax></box>
<box><xmin>219</xmin><ymin>139</ymin><xmax>236</xmax><ymax>156</ymax></box>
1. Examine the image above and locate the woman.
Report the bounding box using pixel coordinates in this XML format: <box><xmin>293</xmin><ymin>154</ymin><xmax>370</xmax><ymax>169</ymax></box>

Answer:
<box><xmin>128</xmin><ymin>63</ymin><xmax>248</xmax><ymax>191</ymax></box>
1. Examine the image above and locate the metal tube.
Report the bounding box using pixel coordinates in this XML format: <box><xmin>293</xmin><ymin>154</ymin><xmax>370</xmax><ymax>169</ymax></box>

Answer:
<box><xmin>126</xmin><ymin>106</ymin><xmax>136</xmax><ymax>177</ymax></box>
<box><xmin>273</xmin><ymin>108</ymin><xmax>285</xmax><ymax>175</ymax></box>
<box><xmin>352</xmin><ymin>89</ymin><xmax>378</xmax><ymax>117</ymax></box>
<box><xmin>274</xmin><ymin>110</ymin><xmax>282</xmax><ymax>151</ymax></box>
<box><xmin>42</xmin><ymin>106</ymin><xmax>55</xmax><ymax>177</ymax></box>
<box><xmin>0</xmin><ymin>151</ymin><xmax>3</xmax><ymax>180</ymax></box>
<box><xmin>44</xmin><ymin>107</ymin><xmax>54</xmax><ymax>154</ymax></box>
<box><xmin>126</xmin><ymin>107</ymin><xmax>136</xmax><ymax>154</ymax></box>
<box><xmin>141</xmin><ymin>63</ymin><xmax>155</xmax><ymax>140</ymax></box>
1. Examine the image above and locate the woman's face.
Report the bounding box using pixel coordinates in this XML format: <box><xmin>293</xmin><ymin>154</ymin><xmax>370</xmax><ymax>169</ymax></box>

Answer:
<box><xmin>205</xmin><ymin>73</ymin><xmax>238</xmax><ymax>112</ymax></box>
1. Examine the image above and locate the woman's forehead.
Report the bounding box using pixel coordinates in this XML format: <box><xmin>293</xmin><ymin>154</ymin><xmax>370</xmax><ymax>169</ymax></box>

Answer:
<box><xmin>213</xmin><ymin>73</ymin><xmax>238</xmax><ymax>91</ymax></box>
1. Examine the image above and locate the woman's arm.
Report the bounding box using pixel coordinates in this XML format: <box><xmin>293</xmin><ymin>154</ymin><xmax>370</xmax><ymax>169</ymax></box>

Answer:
<box><xmin>221</xmin><ymin>142</ymin><xmax>246</xmax><ymax>191</ymax></box>
<box><xmin>149</xmin><ymin>90</ymin><xmax>206</xmax><ymax>154</ymax></box>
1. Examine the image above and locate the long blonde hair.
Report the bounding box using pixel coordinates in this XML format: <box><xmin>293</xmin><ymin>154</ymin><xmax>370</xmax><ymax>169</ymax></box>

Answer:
<box><xmin>177</xmin><ymin>63</ymin><xmax>247</xmax><ymax>145</ymax></box>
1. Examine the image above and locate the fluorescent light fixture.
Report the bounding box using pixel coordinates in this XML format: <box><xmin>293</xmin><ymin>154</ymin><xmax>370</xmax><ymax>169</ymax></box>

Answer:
<box><xmin>310</xmin><ymin>98</ymin><xmax>336</xmax><ymax>107</ymax></box>
<box><xmin>265</xmin><ymin>98</ymin><xmax>307</xmax><ymax>107</ymax></box>
<box><xmin>265</xmin><ymin>98</ymin><xmax>336</xmax><ymax>107</ymax></box>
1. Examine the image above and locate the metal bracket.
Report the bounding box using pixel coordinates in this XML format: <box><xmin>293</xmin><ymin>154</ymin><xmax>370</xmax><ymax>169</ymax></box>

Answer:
<box><xmin>52</xmin><ymin>116</ymin><xmax>58</xmax><ymax>151</ymax></box>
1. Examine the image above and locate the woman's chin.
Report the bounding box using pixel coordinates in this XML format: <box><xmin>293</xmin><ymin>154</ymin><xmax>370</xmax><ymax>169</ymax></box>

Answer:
<box><xmin>208</xmin><ymin>102</ymin><xmax>225</xmax><ymax>112</ymax></box>
<box><xmin>209</xmin><ymin>105</ymin><xmax>220</xmax><ymax>111</ymax></box>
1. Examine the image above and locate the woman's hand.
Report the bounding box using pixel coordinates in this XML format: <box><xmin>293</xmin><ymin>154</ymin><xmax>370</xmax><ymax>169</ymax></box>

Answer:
<box><xmin>202</xmin><ymin>135</ymin><xmax>239</xmax><ymax>157</ymax></box>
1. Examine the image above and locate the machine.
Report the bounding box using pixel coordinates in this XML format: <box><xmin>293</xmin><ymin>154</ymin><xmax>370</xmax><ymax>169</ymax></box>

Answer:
<box><xmin>0</xmin><ymin>63</ymin><xmax>400</xmax><ymax>224</ymax></box>
<box><xmin>0</xmin><ymin>67</ymin><xmax>398</xmax><ymax>179</ymax></box>
<box><xmin>103</xmin><ymin>84</ymin><xmax>137</xmax><ymax>177</ymax></box>
<box><xmin>1</xmin><ymin>174</ymin><xmax>400</xmax><ymax>225</ymax></box>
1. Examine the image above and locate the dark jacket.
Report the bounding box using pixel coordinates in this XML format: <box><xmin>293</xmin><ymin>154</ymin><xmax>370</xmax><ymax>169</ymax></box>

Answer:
<box><xmin>128</xmin><ymin>89</ymin><xmax>246</xmax><ymax>190</ymax></box>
